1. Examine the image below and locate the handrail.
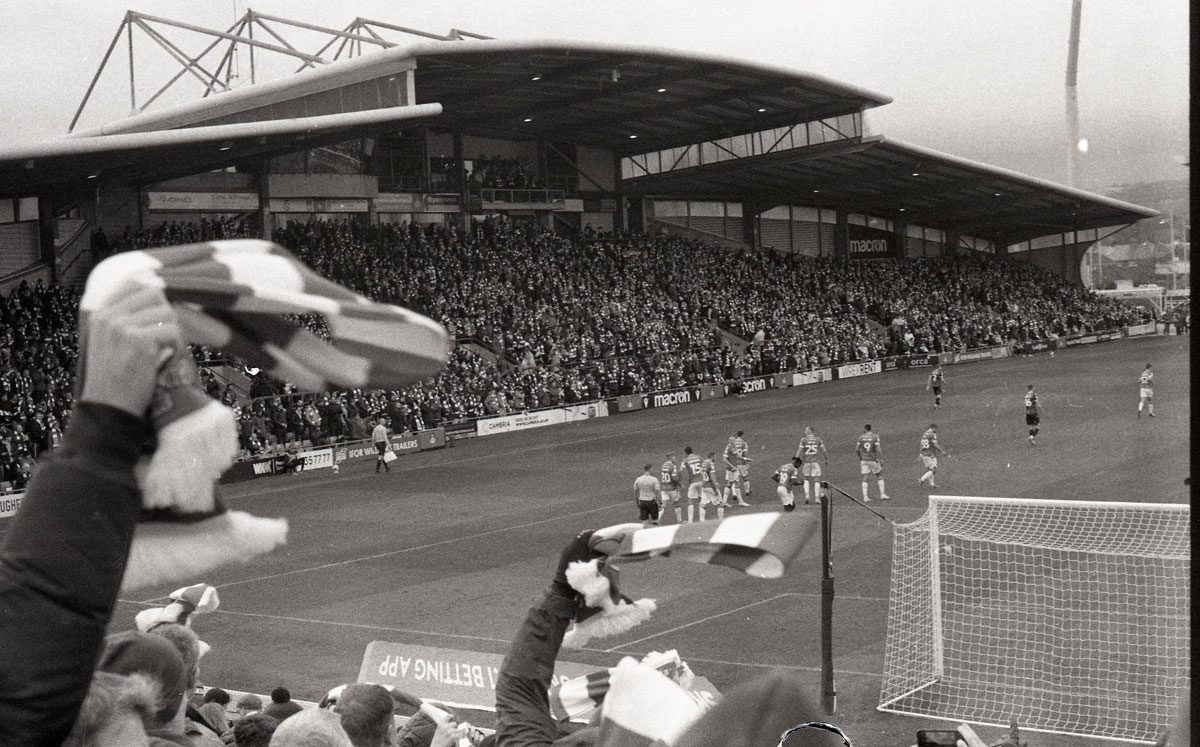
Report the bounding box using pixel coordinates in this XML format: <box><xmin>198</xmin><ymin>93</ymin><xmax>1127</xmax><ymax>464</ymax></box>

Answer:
<box><xmin>0</xmin><ymin>261</ymin><xmax>52</xmax><ymax>293</ymax></box>
<box><xmin>56</xmin><ymin>222</ymin><xmax>94</xmax><ymax>282</ymax></box>
<box><xmin>478</xmin><ymin>187</ymin><xmax>566</xmax><ymax>204</ymax></box>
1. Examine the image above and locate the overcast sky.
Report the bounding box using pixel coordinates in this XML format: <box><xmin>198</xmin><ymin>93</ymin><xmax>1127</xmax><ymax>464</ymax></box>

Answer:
<box><xmin>0</xmin><ymin>0</ymin><xmax>1188</xmax><ymax>189</ymax></box>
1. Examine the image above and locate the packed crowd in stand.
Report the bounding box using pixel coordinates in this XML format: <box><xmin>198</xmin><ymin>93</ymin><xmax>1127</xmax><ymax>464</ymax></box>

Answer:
<box><xmin>0</xmin><ymin>216</ymin><xmax>1153</xmax><ymax>470</ymax></box>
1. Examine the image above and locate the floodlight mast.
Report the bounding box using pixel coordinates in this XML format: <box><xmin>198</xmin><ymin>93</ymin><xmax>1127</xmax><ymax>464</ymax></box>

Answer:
<box><xmin>1065</xmin><ymin>0</ymin><xmax>1082</xmax><ymax>187</ymax></box>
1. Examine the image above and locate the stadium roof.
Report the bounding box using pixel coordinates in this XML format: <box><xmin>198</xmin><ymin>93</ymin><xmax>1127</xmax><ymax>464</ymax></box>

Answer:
<box><xmin>0</xmin><ymin>105</ymin><xmax>442</xmax><ymax>197</ymax></box>
<box><xmin>622</xmin><ymin>136</ymin><xmax>1159</xmax><ymax>242</ymax></box>
<box><xmin>72</xmin><ymin>39</ymin><xmax>892</xmax><ymax>154</ymax></box>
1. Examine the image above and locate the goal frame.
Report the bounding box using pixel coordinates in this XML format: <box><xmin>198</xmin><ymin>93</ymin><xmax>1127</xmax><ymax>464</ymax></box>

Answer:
<box><xmin>877</xmin><ymin>495</ymin><xmax>1190</xmax><ymax>745</ymax></box>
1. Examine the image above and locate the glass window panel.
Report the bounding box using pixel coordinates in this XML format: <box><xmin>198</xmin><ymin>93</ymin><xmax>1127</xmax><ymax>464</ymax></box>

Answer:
<box><xmin>792</xmin><ymin>206</ymin><xmax>820</xmax><ymax>223</ymax></box>
<box><xmin>690</xmin><ymin>201</ymin><xmax>723</xmax><ymax>217</ymax></box>
<box><xmin>0</xmin><ymin>199</ymin><xmax>14</xmax><ymax>224</ymax></box>
<box><xmin>654</xmin><ymin>200</ymin><xmax>688</xmax><ymax>218</ymax></box>
<box><xmin>807</xmin><ymin>121</ymin><xmax>824</xmax><ymax>144</ymax></box>
<box><xmin>726</xmin><ymin>202</ymin><xmax>743</xmax><ymax>218</ymax></box>
<box><xmin>762</xmin><ymin>206</ymin><xmax>790</xmax><ymax>219</ymax></box>
<box><xmin>819</xmin><ymin>208</ymin><xmax>837</xmax><ymax>225</ymax></box>
<box><xmin>15</xmin><ymin>197</ymin><xmax>37</xmax><ymax>221</ymax></box>
<box><xmin>848</xmin><ymin>213</ymin><xmax>867</xmax><ymax>226</ymax></box>
<box><xmin>907</xmin><ymin>224</ymin><xmax>926</xmax><ymax>239</ymax></box>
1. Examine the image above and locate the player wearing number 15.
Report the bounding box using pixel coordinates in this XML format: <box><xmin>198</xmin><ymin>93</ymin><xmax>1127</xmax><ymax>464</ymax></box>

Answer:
<box><xmin>681</xmin><ymin>447</ymin><xmax>705</xmax><ymax>523</ymax></box>
<box><xmin>1137</xmin><ymin>363</ymin><xmax>1155</xmax><ymax>418</ymax></box>
<box><xmin>856</xmin><ymin>424</ymin><xmax>889</xmax><ymax>502</ymax></box>
<box><xmin>794</xmin><ymin>426</ymin><xmax>829</xmax><ymax>505</ymax></box>
<box><xmin>1024</xmin><ymin>385</ymin><xmax>1041</xmax><ymax>444</ymax></box>
<box><xmin>917</xmin><ymin>424</ymin><xmax>947</xmax><ymax>489</ymax></box>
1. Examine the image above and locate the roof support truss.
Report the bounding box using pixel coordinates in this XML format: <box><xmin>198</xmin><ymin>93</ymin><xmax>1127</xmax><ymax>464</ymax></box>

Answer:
<box><xmin>67</xmin><ymin>11</ymin><xmax>489</xmax><ymax>133</ymax></box>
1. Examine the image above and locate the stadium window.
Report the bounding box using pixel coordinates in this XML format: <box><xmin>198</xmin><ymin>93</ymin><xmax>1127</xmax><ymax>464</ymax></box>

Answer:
<box><xmin>653</xmin><ymin>200</ymin><xmax>688</xmax><ymax>218</ymax></box>
<box><xmin>907</xmin><ymin>224</ymin><xmax>925</xmax><ymax>239</ymax></box>
<box><xmin>848</xmin><ymin>213</ymin><xmax>867</xmax><ymax>227</ymax></box>
<box><xmin>792</xmin><ymin>206</ymin><xmax>820</xmax><ymax>223</ymax></box>
<box><xmin>725</xmin><ymin>202</ymin><xmax>743</xmax><ymax>218</ymax></box>
<box><xmin>0</xmin><ymin>199</ymin><xmax>14</xmax><ymax>224</ymax></box>
<box><xmin>16</xmin><ymin>197</ymin><xmax>38</xmax><ymax>221</ymax></box>
<box><xmin>807</xmin><ymin>120</ymin><xmax>825</xmax><ymax>145</ymax></box>
<box><xmin>818</xmin><ymin>207</ymin><xmax>837</xmax><ymax>225</ymax></box>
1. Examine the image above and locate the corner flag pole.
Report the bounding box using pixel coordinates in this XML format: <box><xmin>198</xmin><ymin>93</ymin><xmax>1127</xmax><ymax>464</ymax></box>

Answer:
<box><xmin>819</xmin><ymin>481</ymin><xmax>836</xmax><ymax>713</ymax></box>
<box><xmin>817</xmin><ymin>481</ymin><xmax>897</xmax><ymax>715</ymax></box>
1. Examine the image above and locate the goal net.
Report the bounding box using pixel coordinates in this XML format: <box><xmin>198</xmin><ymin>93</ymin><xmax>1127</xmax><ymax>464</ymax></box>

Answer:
<box><xmin>878</xmin><ymin>496</ymin><xmax>1189</xmax><ymax>743</ymax></box>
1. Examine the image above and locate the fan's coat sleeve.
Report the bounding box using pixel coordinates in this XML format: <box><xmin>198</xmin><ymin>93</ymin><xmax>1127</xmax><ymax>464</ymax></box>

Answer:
<box><xmin>0</xmin><ymin>403</ymin><xmax>150</xmax><ymax>746</ymax></box>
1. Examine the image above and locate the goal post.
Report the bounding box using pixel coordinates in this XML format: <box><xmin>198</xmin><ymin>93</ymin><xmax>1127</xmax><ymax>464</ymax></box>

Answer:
<box><xmin>878</xmin><ymin>496</ymin><xmax>1190</xmax><ymax>744</ymax></box>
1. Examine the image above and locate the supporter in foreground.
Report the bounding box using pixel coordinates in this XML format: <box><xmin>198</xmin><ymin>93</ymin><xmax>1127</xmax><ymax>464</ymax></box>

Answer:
<box><xmin>61</xmin><ymin>671</ymin><xmax>160</xmax><ymax>747</ymax></box>
<box><xmin>334</xmin><ymin>684</ymin><xmax>398</xmax><ymax>747</ymax></box>
<box><xmin>270</xmin><ymin>709</ymin><xmax>353</xmax><ymax>747</ymax></box>
<box><xmin>263</xmin><ymin>687</ymin><xmax>305</xmax><ymax>723</ymax></box>
<box><xmin>231</xmin><ymin>713</ymin><xmax>280</xmax><ymax>747</ymax></box>
<box><xmin>0</xmin><ymin>282</ymin><xmax>179</xmax><ymax>744</ymax></box>
<box><xmin>494</xmin><ymin>526</ymin><xmax>833</xmax><ymax>746</ymax></box>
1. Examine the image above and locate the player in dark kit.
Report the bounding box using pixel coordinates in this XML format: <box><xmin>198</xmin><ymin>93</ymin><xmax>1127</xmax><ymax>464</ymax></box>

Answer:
<box><xmin>927</xmin><ymin>364</ymin><xmax>946</xmax><ymax>408</ymax></box>
<box><xmin>1024</xmin><ymin>384</ymin><xmax>1041</xmax><ymax>444</ymax></box>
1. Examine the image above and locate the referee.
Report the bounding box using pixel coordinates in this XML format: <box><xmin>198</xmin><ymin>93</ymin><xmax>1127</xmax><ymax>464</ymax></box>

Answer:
<box><xmin>373</xmin><ymin>418</ymin><xmax>391</xmax><ymax>473</ymax></box>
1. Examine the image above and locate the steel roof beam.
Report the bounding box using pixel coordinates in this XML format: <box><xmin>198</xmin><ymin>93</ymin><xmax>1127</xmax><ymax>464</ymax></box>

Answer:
<box><xmin>132</xmin><ymin>11</ymin><xmax>327</xmax><ymax>64</ymax></box>
<box><xmin>131</xmin><ymin>17</ymin><xmax>230</xmax><ymax>95</ymax></box>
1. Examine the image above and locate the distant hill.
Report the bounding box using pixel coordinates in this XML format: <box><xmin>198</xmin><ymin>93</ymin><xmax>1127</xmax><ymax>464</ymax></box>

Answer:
<box><xmin>1096</xmin><ymin>179</ymin><xmax>1189</xmax><ymax>219</ymax></box>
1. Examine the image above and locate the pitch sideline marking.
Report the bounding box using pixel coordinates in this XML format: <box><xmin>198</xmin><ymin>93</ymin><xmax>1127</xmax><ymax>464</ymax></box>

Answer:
<box><xmin>115</xmin><ymin>598</ymin><xmax>887</xmax><ymax>678</ymax></box>
<box><xmin>605</xmin><ymin>593</ymin><xmax>795</xmax><ymax>651</ymax></box>
<box><xmin>193</xmin><ymin>500</ymin><xmax>630</xmax><ymax>596</ymax></box>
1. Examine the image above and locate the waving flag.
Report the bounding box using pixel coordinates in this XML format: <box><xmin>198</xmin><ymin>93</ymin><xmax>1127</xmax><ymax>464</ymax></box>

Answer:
<box><xmin>85</xmin><ymin>239</ymin><xmax>450</xmax><ymax>391</ymax></box>
<box><xmin>78</xmin><ymin>241</ymin><xmax>450</xmax><ymax>591</ymax></box>
<box><xmin>611</xmin><ymin>512</ymin><xmax>816</xmax><ymax>579</ymax></box>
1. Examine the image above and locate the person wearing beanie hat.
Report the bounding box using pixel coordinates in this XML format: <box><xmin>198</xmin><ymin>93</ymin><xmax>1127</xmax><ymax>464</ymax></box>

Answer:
<box><xmin>0</xmin><ymin>282</ymin><xmax>181</xmax><ymax>745</ymax></box>
<box><xmin>263</xmin><ymin>687</ymin><xmax>304</xmax><ymax>723</ymax></box>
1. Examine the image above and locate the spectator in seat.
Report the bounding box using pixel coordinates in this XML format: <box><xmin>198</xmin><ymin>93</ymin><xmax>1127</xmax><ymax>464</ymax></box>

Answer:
<box><xmin>96</xmin><ymin>631</ymin><xmax>196</xmax><ymax>745</ymax></box>
<box><xmin>334</xmin><ymin>684</ymin><xmax>396</xmax><ymax>747</ymax></box>
<box><xmin>270</xmin><ymin>708</ymin><xmax>353</xmax><ymax>747</ymax></box>
<box><xmin>62</xmin><ymin>671</ymin><xmax>159</xmax><ymax>747</ymax></box>
<box><xmin>263</xmin><ymin>687</ymin><xmax>304</xmax><ymax>724</ymax></box>
<box><xmin>232</xmin><ymin>713</ymin><xmax>280</xmax><ymax>747</ymax></box>
<box><xmin>235</xmin><ymin>693</ymin><xmax>264</xmax><ymax>720</ymax></box>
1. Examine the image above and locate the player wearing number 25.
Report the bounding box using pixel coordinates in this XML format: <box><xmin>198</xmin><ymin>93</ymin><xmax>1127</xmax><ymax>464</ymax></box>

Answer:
<box><xmin>794</xmin><ymin>427</ymin><xmax>828</xmax><ymax>505</ymax></box>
